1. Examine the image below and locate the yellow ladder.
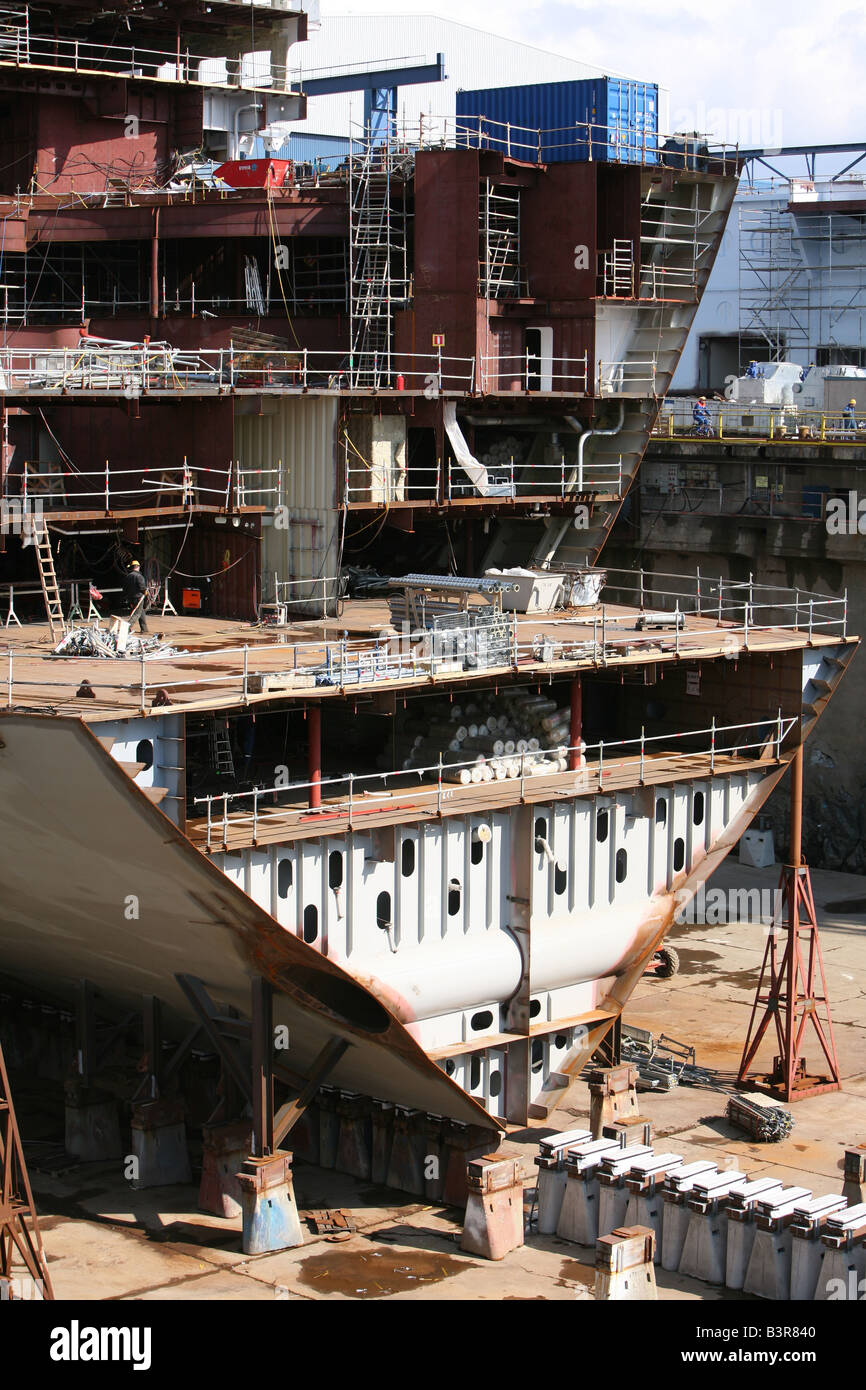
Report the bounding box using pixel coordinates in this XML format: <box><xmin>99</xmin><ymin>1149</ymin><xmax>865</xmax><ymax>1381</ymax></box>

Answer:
<box><xmin>35</xmin><ymin>523</ymin><xmax>65</xmax><ymax>639</ymax></box>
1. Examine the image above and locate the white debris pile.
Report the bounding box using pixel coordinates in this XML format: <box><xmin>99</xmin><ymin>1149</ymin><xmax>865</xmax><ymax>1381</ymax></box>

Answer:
<box><xmin>53</xmin><ymin>622</ymin><xmax>184</xmax><ymax>660</ymax></box>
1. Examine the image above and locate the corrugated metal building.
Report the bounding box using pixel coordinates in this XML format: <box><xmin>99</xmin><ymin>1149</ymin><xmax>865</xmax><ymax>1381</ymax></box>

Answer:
<box><xmin>281</xmin><ymin>14</ymin><xmax>670</xmax><ymax>148</ymax></box>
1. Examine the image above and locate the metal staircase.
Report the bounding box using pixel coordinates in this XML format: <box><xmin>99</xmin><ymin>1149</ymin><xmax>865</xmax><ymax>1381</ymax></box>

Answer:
<box><xmin>348</xmin><ymin>141</ymin><xmax>411</xmax><ymax>388</ymax></box>
<box><xmin>34</xmin><ymin>523</ymin><xmax>65</xmax><ymax>640</ymax></box>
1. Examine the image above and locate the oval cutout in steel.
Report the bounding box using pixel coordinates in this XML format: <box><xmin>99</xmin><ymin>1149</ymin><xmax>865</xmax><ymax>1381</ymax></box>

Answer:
<box><xmin>401</xmin><ymin>839</ymin><xmax>415</xmax><ymax>877</ymax></box>
<box><xmin>288</xmin><ymin>965</ymin><xmax>391</xmax><ymax>1034</ymax></box>
<box><xmin>277</xmin><ymin>858</ymin><xmax>293</xmax><ymax>899</ymax></box>
<box><xmin>303</xmin><ymin>904</ymin><xmax>318</xmax><ymax>943</ymax></box>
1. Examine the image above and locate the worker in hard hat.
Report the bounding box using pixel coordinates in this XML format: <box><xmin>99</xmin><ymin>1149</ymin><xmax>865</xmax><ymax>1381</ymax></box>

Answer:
<box><xmin>745</xmin><ymin>360</ymin><xmax>760</xmax><ymax>379</ymax></box>
<box><xmin>692</xmin><ymin>396</ymin><xmax>712</xmax><ymax>436</ymax></box>
<box><xmin>800</xmin><ymin>362</ymin><xmax>814</xmax><ymax>382</ymax></box>
<box><xmin>842</xmin><ymin>398</ymin><xmax>861</xmax><ymax>438</ymax></box>
<box><xmin>123</xmin><ymin>559</ymin><xmax>150</xmax><ymax>633</ymax></box>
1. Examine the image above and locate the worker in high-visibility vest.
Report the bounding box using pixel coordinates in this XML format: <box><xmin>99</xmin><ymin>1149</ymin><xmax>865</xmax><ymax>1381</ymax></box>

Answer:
<box><xmin>692</xmin><ymin>397</ymin><xmax>711</xmax><ymax>436</ymax></box>
<box><xmin>745</xmin><ymin>360</ymin><xmax>760</xmax><ymax>379</ymax></box>
<box><xmin>842</xmin><ymin>398</ymin><xmax>860</xmax><ymax>438</ymax></box>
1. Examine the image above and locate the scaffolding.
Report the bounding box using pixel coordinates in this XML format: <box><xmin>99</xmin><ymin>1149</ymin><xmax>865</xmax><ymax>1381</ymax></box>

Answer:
<box><xmin>479</xmin><ymin>181</ymin><xmax>523</xmax><ymax>299</ymax></box>
<box><xmin>738</xmin><ymin>202</ymin><xmax>866</xmax><ymax>363</ymax></box>
<box><xmin>639</xmin><ymin>184</ymin><xmax>713</xmax><ymax>300</ymax></box>
<box><xmin>347</xmin><ymin>140</ymin><xmax>411</xmax><ymax>388</ymax></box>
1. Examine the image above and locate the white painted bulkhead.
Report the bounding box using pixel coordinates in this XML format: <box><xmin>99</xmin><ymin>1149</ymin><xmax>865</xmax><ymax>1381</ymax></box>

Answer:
<box><xmin>233</xmin><ymin>395</ymin><xmax>342</xmax><ymax>611</ymax></box>
<box><xmin>212</xmin><ymin>766</ymin><xmax>771</xmax><ymax>1113</ymax></box>
<box><xmin>93</xmin><ymin>715</ymin><xmax>185</xmax><ymax>825</ymax></box>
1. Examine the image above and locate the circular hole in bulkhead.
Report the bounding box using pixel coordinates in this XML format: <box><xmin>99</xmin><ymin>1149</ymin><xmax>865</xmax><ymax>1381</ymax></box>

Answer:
<box><xmin>288</xmin><ymin>966</ymin><xmax>391</xmax><ymax>1034</ymax></box>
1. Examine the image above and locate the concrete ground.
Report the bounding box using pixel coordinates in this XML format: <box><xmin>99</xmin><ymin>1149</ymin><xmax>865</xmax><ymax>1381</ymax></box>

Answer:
<box><xmin>17</xmin><ymin>858</ymin><xmax>866</xmax><ymax>1302</ymax></box>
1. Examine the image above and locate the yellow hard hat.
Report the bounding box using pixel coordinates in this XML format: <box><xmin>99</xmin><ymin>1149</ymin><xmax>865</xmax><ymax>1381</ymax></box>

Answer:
<box><xmin>130</xmin><ymin>560</ymin><xmax>141</xmax><ymax>568</ymax></box>
<box><xmin>849</xmin><ymin>399</ymin><xmax>857</xmax><ymax>406</ymax></box>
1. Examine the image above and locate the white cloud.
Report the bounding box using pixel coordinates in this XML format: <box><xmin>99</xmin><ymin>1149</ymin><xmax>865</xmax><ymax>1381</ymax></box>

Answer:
<box><xmin>328</xmin><ymin>0</ymin><xmax>866</xmax><ymax>148</ymax></box>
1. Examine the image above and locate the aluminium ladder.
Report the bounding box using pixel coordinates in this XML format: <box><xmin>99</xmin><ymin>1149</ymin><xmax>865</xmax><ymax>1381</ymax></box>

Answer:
<box><xmin>34</xmin><ymin>523</ymin><xmax>65</xmax><ymax>639</ymax></box>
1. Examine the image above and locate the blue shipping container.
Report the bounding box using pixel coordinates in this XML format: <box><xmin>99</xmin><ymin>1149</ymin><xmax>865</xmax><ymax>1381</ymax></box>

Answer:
<box><xmin>455</xmin><ymin>78</ymin><xmax>658</xmax><ymax>165</ymax></box>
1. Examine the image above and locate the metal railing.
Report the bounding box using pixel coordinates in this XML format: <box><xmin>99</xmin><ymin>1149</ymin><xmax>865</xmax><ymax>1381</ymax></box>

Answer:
<box><xmin>0</xmin><ymin>28</ymin><xmax>299</xmax><ymax>92</ymax></box>
<box><xmin>3</xmin><ymin>458</ymin><xmax>281</xmax><ymax>513</ymax></box>
<box><xmin>191</xmin><ymin>713</ymin><xmax>798</xmax><ymax>849</ymax></box>
<box><xmin>0</xmin><ymin>344</ymin><xmax>595</xmax><ymax>398</ymax></box>
<box><xmin>598</xmin><ymin>356</ymin><xmax>659</xmax><ymax>396</ymax></box>
<box><xmin>479</xmin><ymin>352</ymin><xmax>589</xmax><ymax>394</ymax></box>
<box><xmin>654</xmin><ymin>401</ymin><xmax>866</xmax><ymax>444</ymax></box>
<box><xmin>343</xmin><ymin>453</ymin><xmax>623</xmax><ymax>505</ymax></box>
<box><xmin>3</xmin><ymin>569</ymin><xmax>847</xmax><ymax>710</ymax></box>
<box><xmin>446</xmin><ymin>456</ymin><xmax>623</xmax><ymax>501</ymax></box>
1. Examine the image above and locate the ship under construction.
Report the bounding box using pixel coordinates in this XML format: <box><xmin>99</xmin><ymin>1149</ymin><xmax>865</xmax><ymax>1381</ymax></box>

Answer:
<box><xmin>0</xmin><ymin>0</ymin><xmax>857</xmax><ymax>1211</ymax></box>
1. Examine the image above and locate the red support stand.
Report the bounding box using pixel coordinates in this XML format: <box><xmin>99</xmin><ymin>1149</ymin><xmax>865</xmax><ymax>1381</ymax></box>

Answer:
<box><xmin>736</xmin><ymin>863</ymin><xmax>841</xmax><ymax>1102</ymax></box>
<box><xmin>0</xmin><ymin>1039</ymin><xmax>54</xmax><ymax>1299</ymax></box>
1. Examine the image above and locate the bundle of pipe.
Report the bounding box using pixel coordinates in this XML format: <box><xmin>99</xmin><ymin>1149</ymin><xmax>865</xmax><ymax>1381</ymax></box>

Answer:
<box><xmin>392</xmin><ymin>693</ymin><xmax>584</xmax><ymax>784</ymax></box>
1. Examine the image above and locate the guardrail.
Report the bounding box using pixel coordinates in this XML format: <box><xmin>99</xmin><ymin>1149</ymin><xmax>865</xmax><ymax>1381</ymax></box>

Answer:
<box><xmin>342</xmin><ymin>455</ymin><xmax>623</xmax><ymax>505</ymax></box>
<box><xmin>598</xmin><ymin>356</ymin><xmax>659</xmax><ymax>396</ymax></box>
<box><xmin>2</xmin><ymin>458</ymin><xmax>281</xmax><ymax>513</ymax></box>
<box><xmin>2</xmin><ymin>567</ymin><xmax>848</xmax><ymax>711</ymax></box>
<box><xmin>654</xmin><ymin>402</ymin><xmax>866</xmax><ymax>444</ymax></box>
<box><xmin>478</xmin><ymin>352</ymin><xmax>589</xmax><ymax>394</ymax></box>
<box><xmin>0</xmin><ymin>28</ymin><xmax>299</xmax><ymax>93</ymax></box>
<box><xmin>0</xmin><ymin>344</ymin><xmax>599</xmax><ymax>399</ymax></box>
<box><xmin>192</xmin><ymin>713</ymin><xmax>798</xmax><ymax>848</ymax></box>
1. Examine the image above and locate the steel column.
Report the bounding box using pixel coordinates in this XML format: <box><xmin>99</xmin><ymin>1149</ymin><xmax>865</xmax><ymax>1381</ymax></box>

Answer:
<box><xmin>250</xmin><ymin>976</ymin><xmax>274</xmax><ymax>1157</ymax></box>
<box><xmin>569</xmin><ymin>675</ymin><xmax>583</xmax><ymax>771</ymax></box>
<box><xmin>308</xmin><ymin>703</ymin><xmax>322</xmax><ymax>809</ymax></box>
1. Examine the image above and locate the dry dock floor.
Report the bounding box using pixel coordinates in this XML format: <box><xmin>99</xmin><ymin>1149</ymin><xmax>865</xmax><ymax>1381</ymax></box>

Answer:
<box><xmin>18</xmin><ymin>859</ymin><xmax>866</xmax><ymax>1302</ymax></box>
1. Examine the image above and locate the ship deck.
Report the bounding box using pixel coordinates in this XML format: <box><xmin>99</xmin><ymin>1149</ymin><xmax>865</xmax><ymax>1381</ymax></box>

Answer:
<box><xmin>189</xmin><ymin>746</ymin><xmax>784</xmax><ymax>851</ymax></box>
<box><xmin>0</xmin><ymin>599</ymin><xmax>853</xmax><ymax>721</ymax></box>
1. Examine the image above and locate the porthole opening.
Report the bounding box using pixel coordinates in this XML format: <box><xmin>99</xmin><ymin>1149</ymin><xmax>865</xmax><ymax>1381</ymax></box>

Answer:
<box><xmin>673</xmin><ymin>837</ymin><xmax>685</xmax><ymax>872</ymax></box>
<box><xmin>693</xmin><ymin>791</ymin><xmax>705</xmax><ymax>826</ymax></box>
<box><xmin>445</xmin><ymin>1059</ymin><xmax>456</xmax><ymax>1076</ymax></box>
<box><xmin>136</xmin><ymin>738</ymin><xmax>153</xmax><ymax>771</ymax></box>
<box><xmin>534</xmin><ymin>817</ymin><xmax>547</xmax><ymax>840</ymax></box>
<box><xmin>470</xmin><ymin>1010</ymin><xmax>493</xmax><ymax>1032</ymax></box>
<box><xmin>470</xmin><ymin>1055</ymin><xmax>481</xmax><ymax>1090</ymax></box>
<box><xmin>470</xmin><ymin>838</ymin><xmax>484</xmax><ymax>865</ymax></box>
<box><xmin>554</xmin><ymin>865</ymin><xmax>567</xmax><ymax>896</ymax></box>
<box><xmin>277</xmin><ymin>858</ymin><xmax>293</xmax><ymax>899</ymax></box>
<box><xmin>302</xmin><ymin>904</ymin><xmax>318</xmax><ymax>943</ymax></box>
<box><xmin>555</xmin><ymin>1034</ymin><xmax>568</xmax><ymax>1050</ymax></box>
<box><xmin>531</xmin><ymin>1039</ymin><xmax>544</xmax><ymax>1074</ymax></box>
<box><xmin>401</xmin><ymin>839</ymin><xmax>415</xmax><ymax>877</ymax></box>
<box><xmin>447</xmin><ymin>878</ymin><xmax>461</xmax><ymax>916</ymax></box>
<box><xmin>596</xmin><ymin>809</ymin><xmax>609</xmax><ymax>843</ymax></box>
<box><xmin>376</xmin><ymin>891</ymin><xmax>392</xmax><ymax>929</ymax></box>
<box><xmin>529</xmin><ymin>999</ymin><xmax>542</xmax><ymax>1019</ymax></box>
<box><xmin>615</xmin><ymin>848</ymin><xmax>627</xmax><ymax>883</ymax></box>
<box><xmin>655</xmin><ymin>799</ymin><xmax>667</xmax><ymax>826</ymax></box>
<box><xmin>328</xmin><ymin>850</ymin><xmax>343</xmax><ymax>889</ymax></box>
<box><xmin>489</xmin><ymin>1071</ymin><xmax>502</xmax><ymax>1098</ymax></box>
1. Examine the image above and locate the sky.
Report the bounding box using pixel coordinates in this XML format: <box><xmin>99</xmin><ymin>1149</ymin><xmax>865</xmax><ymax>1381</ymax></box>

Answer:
<box><xmin>329</xmin><ymin>0</ymin><xmax>866</xmax><ymax>151</ymax></box>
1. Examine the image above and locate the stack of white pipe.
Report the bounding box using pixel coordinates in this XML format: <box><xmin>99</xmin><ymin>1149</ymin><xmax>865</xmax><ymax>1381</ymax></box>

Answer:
<box><xmin>396</xmin><ymin>693</ymin><xmax>585</xmax><ymax>783</ymax></box>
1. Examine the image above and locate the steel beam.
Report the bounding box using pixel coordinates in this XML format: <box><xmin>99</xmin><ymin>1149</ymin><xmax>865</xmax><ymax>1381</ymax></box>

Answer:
<box><xmin>273</xmin><ymin>1036</ymin><xmax>349</xmax><ymax>1148</ymax></box>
